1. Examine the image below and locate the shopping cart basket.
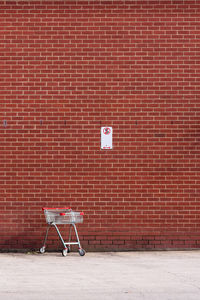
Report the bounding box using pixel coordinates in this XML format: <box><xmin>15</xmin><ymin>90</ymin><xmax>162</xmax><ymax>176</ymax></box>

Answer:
<box><xmin>40</xmin><ymin>207</ymin><xmax>85</xmax><ymax>256</ymax></box>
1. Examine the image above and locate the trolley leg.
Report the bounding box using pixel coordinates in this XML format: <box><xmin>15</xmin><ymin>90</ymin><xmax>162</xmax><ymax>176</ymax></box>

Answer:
<box><xmin>72</xmin><ymin>224</ymin><xmax>86</xmax><ymax>256</ymax></box>
<box><xmin>68</xmin><ymin>224</ymin><xmax>73</xmax><ymax>252</ymax></box>
<box><xmin>72</xmin><ymin>223</ymin><xmax>81</xmax><ymax>249</ymax></box>
<box><xmin>53</xmin><ymin>223</ymin><xmax>67</xmax><ymax>249</ymax></box>
<box><xmin>44</xmin><ymin>225</ymin><xmax>51</xmax><ymax>245</ymax></box>
<box><xmin>40</xmin><ymin>224</ymin><xmax>51</xmax><ymax>253</ymax></box>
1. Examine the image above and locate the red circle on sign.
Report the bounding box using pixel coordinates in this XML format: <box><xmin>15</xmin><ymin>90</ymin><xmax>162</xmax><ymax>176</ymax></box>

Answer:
<box><xmin>103</xmin><ymin>127</ymin><xmax>111</xmax><ymax>135</ymax></box>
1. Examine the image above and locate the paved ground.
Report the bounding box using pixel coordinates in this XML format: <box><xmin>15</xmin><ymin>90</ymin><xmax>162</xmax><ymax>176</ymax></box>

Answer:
<box><xmin>1</xmin><ymin>250</ymin><xmax>200</xmax><ymax>300</ymax></box>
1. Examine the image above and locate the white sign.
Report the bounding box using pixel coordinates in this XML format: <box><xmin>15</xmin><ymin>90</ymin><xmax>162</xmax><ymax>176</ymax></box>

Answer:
<box><xmin>101</xmin><ymin>127</ymin><xmax>113</xmax><ymax>149</ymax></box>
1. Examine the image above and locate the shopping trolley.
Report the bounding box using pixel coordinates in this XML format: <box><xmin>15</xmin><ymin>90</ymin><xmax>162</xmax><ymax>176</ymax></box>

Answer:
<box><xmin>40</xmin><ymin>207</ymin><xmax>85</xmax><ymax>257</ymax></box>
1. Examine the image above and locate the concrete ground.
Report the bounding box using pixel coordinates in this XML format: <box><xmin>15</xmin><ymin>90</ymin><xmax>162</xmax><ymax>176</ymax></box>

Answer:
<box><xmin>1</xmin><ymin>250</ymin><xmax>200</xmax><ymax>300</ymax></box>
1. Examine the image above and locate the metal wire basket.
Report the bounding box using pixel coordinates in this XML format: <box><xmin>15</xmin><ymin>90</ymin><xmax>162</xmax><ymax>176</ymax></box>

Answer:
<box><xmin>43</xmin><ymin>207</ymin><xmax>84</xmax><ymax>224</ymax></box>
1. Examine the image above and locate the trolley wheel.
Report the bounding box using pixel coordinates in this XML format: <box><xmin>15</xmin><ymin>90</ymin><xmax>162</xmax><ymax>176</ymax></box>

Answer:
<box><xmin>79</xmin><ymin>248</ymin><xmax>86</xmax><ymax>256</ymax></box>
<box><xmin>40</xmin><ymin>246</ymin><xmax>46</xmax><ymax>254</ymax></box>
<box><xmin>62</xmin><ymin>249</ymin><xmax>68</xmax><ymax>257</ymax></box>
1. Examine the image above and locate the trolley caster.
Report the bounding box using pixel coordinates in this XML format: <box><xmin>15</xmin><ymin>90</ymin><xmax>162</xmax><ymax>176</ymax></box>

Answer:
<box><xmin>40</xmin><ymin>246</ymin><xmax>46</xmax><ymax>254</ymax></box>
<box><xmin>62</xmin><ymin>249</ymin><xmax>68</xmax><ymax>257</ymax></box>
<box><xmin>79</xmin><ymin>248</ymin><xmax>86</xmax><ymax>256</ymax></box>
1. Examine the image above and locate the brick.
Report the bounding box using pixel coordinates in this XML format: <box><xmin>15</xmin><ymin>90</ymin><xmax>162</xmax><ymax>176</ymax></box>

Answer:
<box><xmin>0</xmin><ymin>0</ymin><xmax>199</xmax><ymax>251</ymax></box>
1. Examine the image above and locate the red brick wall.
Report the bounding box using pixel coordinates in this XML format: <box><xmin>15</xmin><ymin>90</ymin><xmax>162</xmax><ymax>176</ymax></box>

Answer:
<box><xmin>0</xmin><ymin>0</ymin><xmax>200</xmax><ymax>251</ymax></box>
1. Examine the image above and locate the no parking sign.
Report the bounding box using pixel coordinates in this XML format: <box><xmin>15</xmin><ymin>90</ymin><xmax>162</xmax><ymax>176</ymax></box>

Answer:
<box><xmin>101</xmin><ymin>127</ymin><xmax>113</xmax><ymax>149</ymax></box>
